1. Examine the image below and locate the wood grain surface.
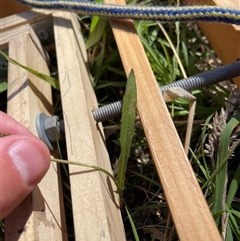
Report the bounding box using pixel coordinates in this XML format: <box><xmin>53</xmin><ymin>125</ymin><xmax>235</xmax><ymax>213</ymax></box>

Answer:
<box><xmin>183</xmin><ymin>0</ymin><xmax>240</xmax><ymax>89</ymax></box>
<box><xmin>4</xmin><ymin>23</ymin><xmax>66</xmax><ymax>240</ymax></box>
<box><xmin>0</xmin><ymin>0</ymin><xmax>30</xmax><ymax>18</ymax></box>
<box><xmin>104</xmin><ymin>0</ymin><xmax>222</xmax><ymax>239</ymax></box>
<box><xmin>53</xmin><ymin>11</ymin><xmax>126</xmax><ymax>240</ymax></box>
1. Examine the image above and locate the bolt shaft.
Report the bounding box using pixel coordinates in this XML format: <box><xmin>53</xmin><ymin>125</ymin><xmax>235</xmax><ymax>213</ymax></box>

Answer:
<box><xmin>92</xmin><ymin>101</ymin><xmax>123</xmax><ymax>123</ymax></box>
<box><xmin>37</xmin><ymin>61</ymin><xmax>240</xmax><ymax>148</ymax></box>
<box><xmin>92</xmin><ymin>61</ymin><xmax>240</xmax><ymax>122</ymax></box>
<box><xmin>160</xmin><ymin>60</ymin><xmax>240</xmax><ymax>94</ymax></box>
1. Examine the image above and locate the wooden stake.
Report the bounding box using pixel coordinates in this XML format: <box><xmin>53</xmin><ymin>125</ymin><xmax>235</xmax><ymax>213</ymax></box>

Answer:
<box><xmin>104</xmin><ymin>0</ymin><xmax>222</xmax><ymax>239</ymax></box>
<box><xmin>0</xmin><ymin>0</ymin><xmax>30</xmax><ymax>18</ymax></box>
<box><xmin>53</xmin><ymin>12</ymin><xmax>126</xmax><ymax>240</ymax></box>
<box><xmin>183</xmin><ymin>0</ymin><xmax>240</xmax><ymax>89</ymax></box>
<box><xmin>5</xmin><ymin>24</ymin><xmax>66</xmax><ymax>240</ymax></box>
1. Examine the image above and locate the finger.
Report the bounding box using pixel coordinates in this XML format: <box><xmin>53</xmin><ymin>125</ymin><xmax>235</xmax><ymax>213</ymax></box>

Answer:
<box><xmin>0</xmin><ymin>111</ymin><xmax>33</xmax><ymax>136</ymax></box>
<box><xmin>0</xmin><ymin>134</ymin><xmax>50</xmax><ymax>219</ymax></box>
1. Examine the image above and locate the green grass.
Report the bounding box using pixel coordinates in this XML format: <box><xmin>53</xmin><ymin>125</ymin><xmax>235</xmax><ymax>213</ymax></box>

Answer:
<box><xmin>81</xmin><ymin>1</ymin><xmax>240</xmax><ymax>240</ymax></box>
<box><xmin>1</xmin><ymin>0</ymin><xmax>239</xmax><ymax>240</ymax></box>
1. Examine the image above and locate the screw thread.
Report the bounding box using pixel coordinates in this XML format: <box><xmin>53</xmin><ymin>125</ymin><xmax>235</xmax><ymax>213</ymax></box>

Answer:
<box><xmin>92</xmin><ymin>100</ymin><xmax>123</xmax><ymax>122</ymax></box>
<box><xmin>160</xmin><ymin>60</ymin><xmax>240</xmax><ymax>93</ymax></box>
<box><xmin>92</xmin><ymin>61</ymin><xmax>240</xmax><ymax>122</ymax></box>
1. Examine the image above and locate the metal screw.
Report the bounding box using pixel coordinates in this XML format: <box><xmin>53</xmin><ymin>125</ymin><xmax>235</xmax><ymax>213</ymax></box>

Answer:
<box><xmin>36</xmin><ymin>61</ymin><xmax>240</xmax><ymax>149</ymax></box>
<box><xmin>0</xmin><ymin>61</ymin><xmax>8</xmax><ymax>70</ymax></box>
<box><xmin>93</xmin><ymin>101</ymin><xmax>123</xmax><ymax>123</ymax></box>
<box><xmin>93</xmin><ymin>60</ymin><xmax>240</xmax><ymax>122</ymax></box>
<box><xmin>38</xmin><ymin>29</ymin><xmax>49</xmax><ymax>41</ymax></box>
<box><xmin>36</xmin><ymin>113</ymin><xmax>64</xmax><ymax>150</ymax></box>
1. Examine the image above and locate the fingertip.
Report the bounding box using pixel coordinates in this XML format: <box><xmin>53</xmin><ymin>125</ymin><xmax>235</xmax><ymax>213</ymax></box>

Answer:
<box><xmin>0</xmin><ymin>135</ymin><xmax>50</xmax><ymax>219</ymax></box>
<box><xmin>8</xmin><ymin>136</ymin><xmax>51</xmax><ymax>186</ymax></box>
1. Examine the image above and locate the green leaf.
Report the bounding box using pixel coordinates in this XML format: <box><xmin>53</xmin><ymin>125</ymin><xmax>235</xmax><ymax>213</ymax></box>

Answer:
<box><xmin>212</xmin><ymin>115</ymin><xmax>240</xmax><ymax>226</ymax></box>
<box><xmin>117</xmin><ymin>70</ymin><xmax>137</xmax><ymax>195</ymax></box>
<box><xmin>0</xmin><ymin>51</ymin><xmax>59</xmax><ymax>90</ymax></box>
<box><xmin>226</xmin><ymin>157</ymin><xmax>240</xmax><ymax>207</ymax></box>
<box><xmin>51</xmin><ymin>158</ymin><xmax>120</xmax><ymax>194</ymax></box>
<box><xmin>89</xmin><ymin>16</ymin><xmax>100</xmax><ymax>33</ymax></box>
<box><xmin>226</xmin><ymin>222</ymin><xmax>233</xmax><ymax>241</ymax></box>
<box><xmin>228</xmin><ymin>205</ymin><xmax>240</xmax><ymax>239</ymax></box>
<box><xmin>0</xmin><ymin>81</ymin><xmax>7</xmax><ymax>93</ymax></box>
<box><xmin>129</xmin><ymin>170</ymin><xmax>162</xmax><ymax>189</ymax></box>
<box><xmin>125</xmin><ymin>206</ymin><xmax>140</xmax><ymax>241</ymax></box>
<box><xmin>85</xmin><ymin>18</ymin><xmax>107</xmax><ymax>49</ymax></box>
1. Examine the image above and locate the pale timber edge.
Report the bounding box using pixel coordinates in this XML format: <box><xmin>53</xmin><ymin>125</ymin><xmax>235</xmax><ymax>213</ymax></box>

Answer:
<box><xmin>0</xmin><ymin>9</ymin><xmax>53</xmax><ymax>32</ymax></box>
<box><xmin>4</xmin><ymin>23</ymin><xmax>67</xmax><ymax>240</ymax></box>
<box><xmin>183</xmin><ymin>0</ymin><xmax>240</xmax><ymax>89</ymax></box>
<box><xmin>104</xmin><ymin>0</ymin><xmax>222</xmax><ymax>240</ymax></box>
<box><xmin>53</xmin><ymin>11</ymin><xmax>126</xmax><ymax>240</ymax></box>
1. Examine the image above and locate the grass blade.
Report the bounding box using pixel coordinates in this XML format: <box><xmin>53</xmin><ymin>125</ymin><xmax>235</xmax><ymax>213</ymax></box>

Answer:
<box><xmin>51</xmin><ymin>158</ymin><xmax>120</xmax><ymax>193</ymax></box>
<box><xmin>212</xmin><ymin>115</ymin><xmax>240</xmax><ymax>226</ymax></box>
<box><xmin>228</xmin><ymin>206</ymin><xmax>240</xmax><ymax>239</ymax></box>
<box><xmin>117</xmin><ymin>70</ymin><xmax>137</xmax><ymax>195</ymax></box>
<box><xmin>125</xmin><ymin>206</ymin><xmax>140</xmax><ymax>241</ymax></box>
<box><xmin>85</xmin><ymin>18</ymin><xmax>107</xmax><ymax>49</ymax></box>
<box><xmin>226</xmin><ymin>155</ymin><xmax>240</xmax><ymax>207</ymax></box>
<box><xmin>226</xmin><ymin>222</ymin><xmax>233</xmax><ymax>241</ymax></box>
<box><xmin>0</xmin><ymin>50</ymin><xmax>59</xmax><ymax>90</ymax></box>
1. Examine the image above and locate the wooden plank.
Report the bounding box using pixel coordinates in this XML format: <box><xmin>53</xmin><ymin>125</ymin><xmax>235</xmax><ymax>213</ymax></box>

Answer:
<box><xmin>0</xmin><ymin>24</ymin><xmax>50</xmax><ymax>58</ymax></box>
<box><xmin>0</xmin><ymin>0</ymin><xmax>30</xmax><ymax>18</ymax></box>
<box><xmin>0</xmin><ymin>10</ymin><xmax>53</xmax><ymax>52</ymax></box>
<box><xmin>4</xmin><ymin>24</ymin><xmax>66</xmax><ymax>240</ymax></box>
<box><xmin>0</xmin><ymin>25</ymin><xmax>30</xmax><ymax>50</ymax></box>
<box><xmin>0</xmin><ymin>9</ymin><xmax>52</xmax><ymax>33</ymax></box>
<box><xmin>183</xmin><ymin>0</ymin><xmax>240</xmax><ymax>88</ymax></box>
<box><xmin>104</xmin><ymin>0</ymin><xmax>222</xmax><ymax>240</ymax></box>
<box><xmin>53</xmin><ymin>11</ymin><xmax>126</xmax><ymax>240</ymax></box>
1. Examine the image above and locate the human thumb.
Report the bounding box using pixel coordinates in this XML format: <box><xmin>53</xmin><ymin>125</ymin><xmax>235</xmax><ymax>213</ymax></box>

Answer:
<box><xmin>0</xmin><ymin>135</ymin><xmax>50</xmax><ymax>219</ymax></box>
